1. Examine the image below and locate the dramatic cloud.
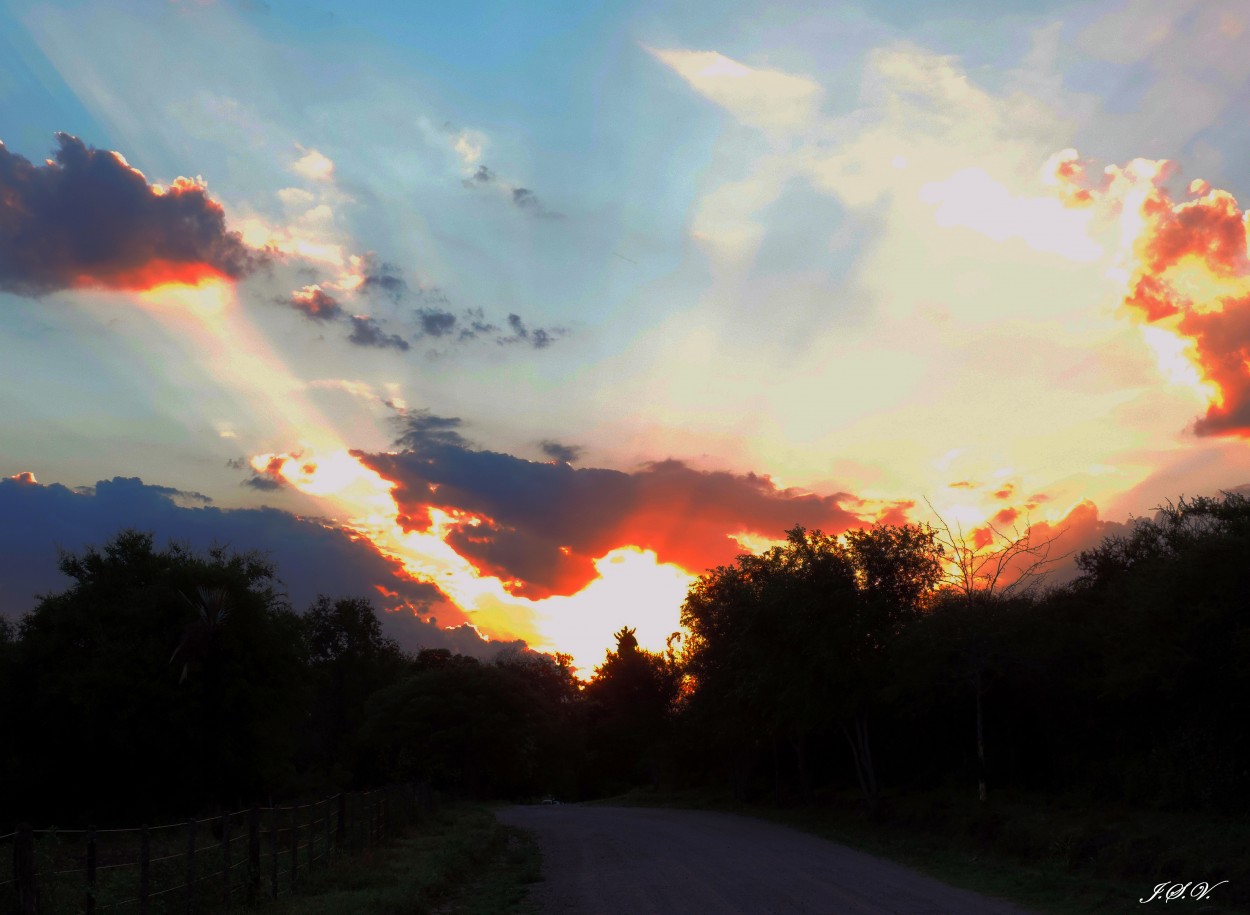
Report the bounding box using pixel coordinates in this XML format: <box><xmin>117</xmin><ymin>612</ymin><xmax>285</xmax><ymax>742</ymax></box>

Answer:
<box><xmin>1051</xmin><ymin>150</ymin><xmax>1250</xmax><ymax>437</ymax></box>
<box><xmin>392</xmin><ymin>409</ymin><xmax>470</xmax><ymax>450</ymax></box>
<box><xmin>0</xmin><ymin>133</ymin><xmax>261</xmax><ymax>296</ymax></box>
<box><xmin>348</xmin><ymin>315</ymin><xmax>410</xmax><ymax>351</ymax></box>
<box><xmin>356</xmin><ymin>428</ymin><xmax>864</xmax><ymax>599</ymax></box>
<box><xmin>539</xmin><ymin>440</ymin><xmax>583</xmax><ymax>464</ymax></box>
<box><xmin>287</xmin><ymin>284</ymin><xmax>342</xmax><ymax>321</ymax></box>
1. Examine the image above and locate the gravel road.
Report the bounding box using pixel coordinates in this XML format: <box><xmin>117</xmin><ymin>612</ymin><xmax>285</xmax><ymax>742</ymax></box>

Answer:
<box><xmin>496</xmin><ymin>804</ymin><xmax>1036</xmax><ymax>914</ymax></box>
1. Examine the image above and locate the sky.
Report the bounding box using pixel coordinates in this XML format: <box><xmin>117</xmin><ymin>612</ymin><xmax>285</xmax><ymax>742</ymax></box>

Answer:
<box><xmin>2</xmin><ymin>0</ymin><xmax>1249</xmax><ymax>672</ymax></box>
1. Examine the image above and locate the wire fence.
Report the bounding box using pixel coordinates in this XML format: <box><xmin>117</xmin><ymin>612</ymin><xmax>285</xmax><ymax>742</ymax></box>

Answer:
<box><xmin>0</xmin><ymin>782</ymin><xmax>434</xmax><ymax>915</ymax></box>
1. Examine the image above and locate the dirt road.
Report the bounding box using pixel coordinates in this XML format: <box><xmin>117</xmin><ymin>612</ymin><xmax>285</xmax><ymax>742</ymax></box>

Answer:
<box><xmin>496</xmin><ymin>805</ymin><xmax>1035</xmax><ymax>914</ymax></box>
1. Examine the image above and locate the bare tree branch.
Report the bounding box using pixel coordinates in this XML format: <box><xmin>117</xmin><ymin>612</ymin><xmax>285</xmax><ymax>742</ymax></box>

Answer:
<box><xmin>923</xmin><ymin>498</ymin><xmax>1071</xmax><ymax>600</ymax></box>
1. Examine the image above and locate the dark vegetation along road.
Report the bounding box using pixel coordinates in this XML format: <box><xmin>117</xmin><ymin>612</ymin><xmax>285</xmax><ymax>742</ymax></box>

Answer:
<box><xmin>499</xmin><ymin>804</ymin><xmax>1034</xmax><ymax>914</ymax></box>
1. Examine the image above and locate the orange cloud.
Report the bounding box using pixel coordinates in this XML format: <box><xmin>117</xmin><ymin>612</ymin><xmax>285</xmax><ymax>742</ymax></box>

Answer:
<box><xmin>288</xmin><ymin>284</ymin><xmax>343</xmax><ymax>321</ymax></box>
<box><xmin>1051</xmin><ymin>150</ymin><xmax>1250</xmax><ymax>437</ymax></box>
<box><xmin>74</xmin><ymin>259</ymin><xmax>232</xmax><ymax>291</ymax></box>
<box><xmin>955</xmin><ymin>498</ymin><xmax>1124</xmax><ymax>594</ymax></box>
<box><xmin>357</xmin><ymin>428</ymin><xmax>866</xmax><ymax>600</ymax></box>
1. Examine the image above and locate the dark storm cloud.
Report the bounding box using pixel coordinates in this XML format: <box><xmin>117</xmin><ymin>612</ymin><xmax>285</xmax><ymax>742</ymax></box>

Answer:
<box><xmin>539</xmin><ymin>441</ymin><xmax>583</xmax><ymax>464</ymax></box>
<box><xmin>0</xmin><ymin>133</ymin><xmax>262</xmax><ymax>296</ymax></box>
<box><xmin>355</xmin><ymin>439</ymin><xmax>864</xmax><ymax>599</ymax></box>
<box><xmin>391</xmin><ymin>409</ymin><xmax>470</xmax><ymax>451</ymax></box>
<box><xmin>243</xmin><ymin>474</ymin><xmax>285</xmax><ymax>491</ymax></box>
<box><xmin>416</xmin><ymin>308</ymin><xmax>458</xmax><ymax>337</ymax></box>
<box><xmin>349</xmin><ymin>315</ymin><xmax>410</xmax><ymax>351</ymax></box>
<box><xmin>0</xmin><ymin>476</ymin><xmax>451</xmax><ymax>631</ymax></box>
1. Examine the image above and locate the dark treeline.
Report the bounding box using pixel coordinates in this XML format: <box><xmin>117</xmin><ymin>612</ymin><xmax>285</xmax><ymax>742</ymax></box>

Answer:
<box><xmin>1</xmin><ymin>491</ymin><xmax>1247</xmax><ymax>828</ymax></box>
<box><xmin>673</xmin><ymin>493</ymin><xmax>1250</xmax><ymax>813</ymax></box>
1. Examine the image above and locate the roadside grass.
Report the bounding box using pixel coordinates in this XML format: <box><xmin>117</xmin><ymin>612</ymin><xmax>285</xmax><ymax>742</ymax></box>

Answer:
<box><xmin>595</xmin><ymin>787</ymin><xmax>1249</xmax><ymax>915</ymax></box>
<box><xmin>260</xmin><ymin>803</ymin><xmax>540</xmax><ymax>915</ymax></box>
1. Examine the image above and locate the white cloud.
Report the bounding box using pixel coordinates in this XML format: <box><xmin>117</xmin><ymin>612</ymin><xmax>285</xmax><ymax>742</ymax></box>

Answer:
<box><xmin>647</xmin><ymin>47</ymin><xmax>824</xmax><ymax>133</ymax></box>
<box><xmin>292</xmin><ymin>147</ymin><xmax>335</xmax><ymax>182</ymax></box>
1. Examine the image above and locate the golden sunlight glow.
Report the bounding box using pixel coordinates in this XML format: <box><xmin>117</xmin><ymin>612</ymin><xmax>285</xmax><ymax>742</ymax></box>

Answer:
<box><xmin>921</xmin><ymin>167</ymin><xmax>1103</xmax><ymax>261</ymax></box>
<box><xmin>244</xmin><ymin>435</ymin><xmax>696</xmax><ymax>670</ymax></box>
<box><xmin>1140</xmin><ymin>325</ymin><xmax>1215</xmax><ymax>399</ymax></box>
<box><xmin>1160</xmin><ymin>255</ymin><xmax>1250</xmax><ymax>313</ymax></box>
<box><xmin>518</xmin><ymin>547</ymin><xmax>695</xmax><ymax>674</ymax></box>
<box><xmin>138</xmin><ymin>277</ymin><xmax>233</xmax><ymax>328</ymax></box>
<box><xmin>729</xmin><ymin>530</ymin><xmax>784</xmax><ymax>554</ymax></box>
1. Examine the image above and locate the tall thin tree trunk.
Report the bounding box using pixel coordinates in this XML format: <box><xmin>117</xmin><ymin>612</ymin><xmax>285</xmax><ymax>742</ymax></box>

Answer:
<box><xmin>857</xmin><ymin>715</ymin><xmax>878</xmax><ymax>800</ymax></box>
<box><xmin>843</xmin><ymin>725</ymin><xmax>869</xmax><ymax>803</ymax></box>
<box><xmin>843</xmin><ymin>719</ymin><xmax>877</xmax><ymax>811</ymax></box>
<box><xmin>975</xmin><ymin>671</ymin><xmax>987</xmax><ymax>803</ymax></box>
<box><xmin>790</xmin><ymin>732</ymin><xmax>811</xmax><ymax>799</ymax></box>
<box><xmin>771</xmin><ymin>734</ymin><xmax>781</xmax><ymax>801</ymax></box>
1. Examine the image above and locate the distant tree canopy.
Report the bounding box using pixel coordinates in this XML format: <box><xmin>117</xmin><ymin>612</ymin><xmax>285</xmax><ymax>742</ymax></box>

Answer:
<box><xmin>5</xmin><ymin>531</ymin><xmax>307</xmax><ymax>821</ymax></box>
<box><xmin>3</xmin><ymin>494</ymin><xmax>1249</xmax><ymax>826</ymax></box>
<box><xmin>582</xmin><ymin>626</ymin><xmax>682</xmax><ymax>793</ymax></box>
<box><xmin>357</xmin><ymin>647</ymin><xmax>581</xmax><ymax>798</ymax></box>
<box><xmin>303</xmin><ymin>595</ymin><xmax>408</xmax><ymax>785</ymax></box>
<box><xmin>680</xmin><ymin>524</ymin><xmax>943</xmax><ymax>805</ymax></box>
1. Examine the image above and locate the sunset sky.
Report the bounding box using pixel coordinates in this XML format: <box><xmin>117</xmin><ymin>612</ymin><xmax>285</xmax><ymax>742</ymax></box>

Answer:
<box><xmin>2</xmin><ymin>0</ymin><xmax>1249</xmax><ymax>671</ymax></box>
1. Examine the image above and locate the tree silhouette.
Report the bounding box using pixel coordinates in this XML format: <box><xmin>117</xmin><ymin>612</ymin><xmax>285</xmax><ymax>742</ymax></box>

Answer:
<box><xmin>9</xmin><ymin>530</ymin><xmax>306</xmax><ymax>820</ymax></box>
<box><xmin>923</xmin><ymin>502</ymin><xmax>1069</xmax><ymax>803</ymax></box>
<box><xmin>682</xmin><ymin>524</ymin><xmax>941</xmax><ymax>807</ymax></box>
<box><xmin>584</xmin><ymin>625</ymin><xmax>681</xmax><ymax>793</ymax></box>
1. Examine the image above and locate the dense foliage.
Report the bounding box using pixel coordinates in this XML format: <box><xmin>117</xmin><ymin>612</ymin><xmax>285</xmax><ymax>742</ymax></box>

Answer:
<box><xmin>2</xmin><ymin>493</ymin><xmax>1248</xmax><ymax>827</ymax></box>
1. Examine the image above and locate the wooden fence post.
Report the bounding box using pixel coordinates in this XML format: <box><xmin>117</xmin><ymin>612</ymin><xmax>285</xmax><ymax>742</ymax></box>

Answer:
<box><xmin>246</xmin><ymin>809</ymin><xmax>260</xmax><ymax>905</ymax></box>
<box><xmin>324</xmin><ymin>799</ymin><xmax>333</xmax><ymax>864</ymax></box>
<box><xmin>86</xmin><ymin>826</ymin><xmax>97</xmax><ymax>915</ymax></box>
<box><xmin>289</xmin><ymin>808</ymin><xmax>298</xmax><ymax>892</ymax></box>
<box><xmin>13</xmin><ymin>824</ymin><xmax>36</xmax><ymax>915</ymax></box>
<box><xmin>221</xmin><ymin>813</ymin><xmax>231</xmax><ymax>912</ymax></box>
<box><xmin>186</xmin><ymin>818</ymin><xmax>196</xmax><ymax>915</ymax></box>
<box><xmin>269</xmin><ymin>809</ymin><xmax>278</xmax><ymax>900</ymax></box>
<box><xmin>138</xmin><ymin>826</ymin><xmax>151</xmax><ymax>915</ymax></box>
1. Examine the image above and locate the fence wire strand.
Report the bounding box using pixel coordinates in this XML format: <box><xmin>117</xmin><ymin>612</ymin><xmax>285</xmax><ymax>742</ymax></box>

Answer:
<box><xmin>4</xmin><ymin>782</ymin><xmax>423</xmax><ymax>915</ymax></box>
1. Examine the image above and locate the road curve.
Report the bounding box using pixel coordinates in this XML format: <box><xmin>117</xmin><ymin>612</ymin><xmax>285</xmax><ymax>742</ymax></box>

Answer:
<box><xmin>495</xmin><ymin>804</ymin><xmax>1035</xmax><ymax>914</ymax></box>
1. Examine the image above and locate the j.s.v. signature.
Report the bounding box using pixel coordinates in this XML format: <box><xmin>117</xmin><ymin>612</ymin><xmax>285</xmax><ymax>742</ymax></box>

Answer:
<box><xmin>1140</xmin><ymin>881</ymin><xmax>1228</xmax><ymax>903</ymax></box>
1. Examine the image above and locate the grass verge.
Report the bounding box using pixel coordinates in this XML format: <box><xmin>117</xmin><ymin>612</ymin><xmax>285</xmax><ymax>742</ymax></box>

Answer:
<box><xmin>259</xmin><ymin>803</ymin><xmax>540</xmax><ymax>915</ymax></box>
<box><xmin>595</xmin><ymin>787</ymin><xmax>1248</xmax><ymax>915</ymax></box>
